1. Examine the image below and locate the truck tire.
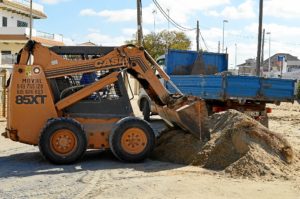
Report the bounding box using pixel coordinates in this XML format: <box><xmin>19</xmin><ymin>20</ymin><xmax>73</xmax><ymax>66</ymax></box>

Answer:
<box><xmin>260</xmin><ymin>115</ymin><xmax>269</xmax><ymax>128</ymax></box>
<box><xmin>206</xmin><ymin>103</ymin><xmax>213</xmax><ymax>116</ymax></box>
<box><xmin>109</xmin><ymin>117</ymin><xmax>155</xmax><ymax>162</ymax></box>
<box><xmin>141</xmin><ymin>99</ymin><xmax>150</xmax><ymax>121</ymax></box>
<box><xmin>39</xmin><ymin>118</ymin><xmax>87</xmax><ymax>164</ymax></box>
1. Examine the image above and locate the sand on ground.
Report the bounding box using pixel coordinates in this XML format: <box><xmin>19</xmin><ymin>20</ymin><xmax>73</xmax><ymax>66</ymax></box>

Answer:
<box><xmin>0</xmin><ymin>98</ymin><xmax>299</xmax><ymax>199</ymax></box>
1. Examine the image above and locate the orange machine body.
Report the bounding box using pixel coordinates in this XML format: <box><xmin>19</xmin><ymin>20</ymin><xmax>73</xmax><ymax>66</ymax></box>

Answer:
<box><xmin>4</xmin><ymin>41</ymin><xmax>209</xmax><ymax>154</ymax></box>
<box><xmin>6</xmin><ymin>64</ymin><xmax>122</xmax><ymax>149</ymax></box>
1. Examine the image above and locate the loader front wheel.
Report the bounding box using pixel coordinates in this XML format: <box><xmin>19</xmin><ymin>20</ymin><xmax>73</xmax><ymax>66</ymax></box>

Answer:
<box><xmin>141</xmin><ymin>99</ymin><xmax>150</xmax><ymax>121</ymax></box>
<box><xmin>39</xmin><ymin>118</ymin><xmax>87</xmax><ymax>164</ymax></box>
<box><xmin>109</xmin><ymin>117</ymin><xmax>155</xmax><ymax>162</ymax></box>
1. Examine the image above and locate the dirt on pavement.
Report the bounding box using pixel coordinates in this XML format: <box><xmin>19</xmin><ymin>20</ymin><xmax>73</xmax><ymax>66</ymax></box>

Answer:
<box><xmin>0</xmin><ymin>100</ymin><xmax>300</xmax><ymax>199</ymax></box>
<box><xmin>152</xmin><ymin>110</ymin><xmax>298</xmax><ymax>180</ymax></box>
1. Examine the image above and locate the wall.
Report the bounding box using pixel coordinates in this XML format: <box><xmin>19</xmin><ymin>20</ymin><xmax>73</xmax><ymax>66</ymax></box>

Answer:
<box><xmin>0</xmin><ymin>69</ymin><xmax>8</xmax><ymax>117</ymax></box>
<box><xmin>0</xmin><ymin>10</ymin><xmax>30</xmax><ymax>27</ymax></box>
<box><xmin>0</xmin><ymin>42</ymin><xmax>25</xmax><ymax>65</ymax></box>
<box><xmin>0</xmin><ymin>42</ymin><xmax>25</xmax><ymax>54</ymax></box>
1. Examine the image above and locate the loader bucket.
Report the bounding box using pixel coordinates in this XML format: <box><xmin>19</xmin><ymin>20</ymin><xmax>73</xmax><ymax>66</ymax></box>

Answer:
<box><xmin>156</xmin><ymin>97</ymin><xmax>210</xmax><ymax>140</ymax></box>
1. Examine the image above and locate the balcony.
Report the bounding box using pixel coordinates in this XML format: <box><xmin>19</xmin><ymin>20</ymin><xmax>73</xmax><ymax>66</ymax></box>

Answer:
<box><xmin>10</xmin><ymin>0</ymin><xmax>44</xmax><ymax>12</ymax></box>
<box><xmin>0</xmin><ymin>0</ymin><xmax>46</xmax><ymax>19</ymax></box>
<box><xmin>36</xmin><ymin>31</ymin><xmax>63</xmax><ymax>43</ymax></box>
<box><xmin>0</xmin><ymin>27</ymin><xmax>63</xmax><ymax>43</ymax></box>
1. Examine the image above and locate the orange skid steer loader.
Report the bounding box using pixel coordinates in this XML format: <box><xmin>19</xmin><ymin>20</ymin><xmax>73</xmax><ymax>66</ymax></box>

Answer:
<box><xmin>2</xmin><ymin>41</ymin><xmax>208</xmax><ymax>164</ymax></box>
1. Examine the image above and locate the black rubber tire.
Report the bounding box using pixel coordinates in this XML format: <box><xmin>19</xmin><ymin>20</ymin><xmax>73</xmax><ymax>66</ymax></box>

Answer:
<box><xmin>109</xmin><ymin>117</ymin><xmax>155</xmax><ymax>163</ymax></box>
<box><xmin>260</xmin><ymin>115</ymin><xmax>269</xmax><ymax>128</ymax></box>
<box><xmin>206</xmin><ymin>103</ymin><xmax>213</xmax><ymax>116</ymax></box>
<box><xmin>39</xmin><ymin>118</ymin><xmax>87</xmax><ymax>165</ymax></box>
<box><xmin>141</xmin><ymin>99</ymin><xmax>151</xmax><ymax>121</ymax></box>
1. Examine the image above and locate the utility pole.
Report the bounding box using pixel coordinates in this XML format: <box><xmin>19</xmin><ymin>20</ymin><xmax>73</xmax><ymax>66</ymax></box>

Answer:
<box><xmin>167</xmin><ymin>9</ymin><xmax>170</xmax><ymax>32</ymax></box>
<box><xmin>256</xmin><ymin>0</ymin><xmax>264</xmax><ymax>76</ymax></box>
<box><xmin>218</xmin><ymin>41</ymin><xmax>220</xmax><ymax>53</ymax></box>
<box><xmin>196</xmin><ymin>20</ymin><xmax>200</xmax><ymax>52</ymax></box>
<box><xmin>167</xmin><ymin>8</ymin><xmax>170</xmax><ymax>49</ymax></box>
<box><xmin>261</xmin><ymin>28</ymin><xmax>265</xmax><ymax>69</ymax></box>
<box><xmin>28</xmin><ymin>0</ymin><xmax>33</xmax><ymax>65</ymax></box>
<box><xmin>137</xmin><ymin>0</ymin><xmax>143</xmax><ymax>47</ymax></box>
<box><xmin>29</xmin><ymin>0</ymin><xmax>33</xmax><ymax>40</ymax></box>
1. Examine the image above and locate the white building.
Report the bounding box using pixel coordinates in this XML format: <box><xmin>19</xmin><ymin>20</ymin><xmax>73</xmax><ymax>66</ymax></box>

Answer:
<box><xmin>0</xmin><ymin>0</ymin><xmax>64</xmax><ymax>70</ymax></box>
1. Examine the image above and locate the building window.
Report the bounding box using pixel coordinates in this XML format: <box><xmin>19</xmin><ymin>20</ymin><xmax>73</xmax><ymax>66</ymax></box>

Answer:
<box><xmin>1</xmin><ymin>51</ymin><xmax>14</xmax><ymax>65</ymax></box>
<box><xmin>17</xmin><ymin>20</ymin><xmax>28</xmax><ymax>27</ymax></box>
<box><xmin>1</xmin><ymin>51</ymin><xmax>11</xmax><ymax>55</ymax></box>
<box><xmin>2</xmin><ymin>17</ymin><xmax>7</xmax><ymax>27</ymax></box>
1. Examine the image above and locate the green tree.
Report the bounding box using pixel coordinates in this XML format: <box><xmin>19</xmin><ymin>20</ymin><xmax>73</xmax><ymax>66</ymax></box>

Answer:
<box><xmin>126</xmin><ymin>30</ymin><xmax>192</xmax><ymax>59</ymax></box>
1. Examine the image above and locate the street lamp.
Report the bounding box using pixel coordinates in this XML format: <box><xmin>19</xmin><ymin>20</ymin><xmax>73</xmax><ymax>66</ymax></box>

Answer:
<box><xmin>235</xmin><ymin>43</ymin><xmax>237</xmax><ymax>69</ymax></box>
<box><xmin>222</xmin><ymin>20</ymin><xmax>228</xmax><ymax>53</ymax></box>
<box><xmin>266</xmin><ymin>32</ymin><xmax>271</xmax><ymax>72</ymax></box>
<box><xmin>152</xmin><ymin>9</ymin><xmax>157</xmax><ymax>34</ymax></box>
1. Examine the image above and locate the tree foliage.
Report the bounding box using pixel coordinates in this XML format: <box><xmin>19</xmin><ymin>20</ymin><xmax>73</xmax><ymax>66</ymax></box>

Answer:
<box><xmin>126</xmin><ymin>30</ymin><xmax>192</xmax><ymax>59</ymax></box>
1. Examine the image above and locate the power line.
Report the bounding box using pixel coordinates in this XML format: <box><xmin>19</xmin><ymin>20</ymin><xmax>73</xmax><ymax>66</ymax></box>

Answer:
<box><xmin>152</xmin><ymin>0</ymin><xmax>196</xmax><ymax>32</ymax></box>
<box><xmin>227</xmin><ymin>32</ymin><xmax>300</xmax><ymax>46</ymax></box>
<box><xmin>152</xmin><ymin>0</ymin><xmax>209</xmax><ymax>51</ymax></box>
<box><xmin>199</xmin><ymin>30</ymin><xmax>209</xmax><ymax>50</ymax></box>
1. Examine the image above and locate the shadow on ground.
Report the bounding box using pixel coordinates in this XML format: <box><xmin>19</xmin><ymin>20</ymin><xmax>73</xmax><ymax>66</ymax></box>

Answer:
<box><xmin>0</xmin><ymin>150</ymin><xmax>184</xmax><ymax>179</ymax></box>
<box><xmin>0</xmin><ymin>119</ymin><xmax>178</xmax><ymax>179</ymax></box>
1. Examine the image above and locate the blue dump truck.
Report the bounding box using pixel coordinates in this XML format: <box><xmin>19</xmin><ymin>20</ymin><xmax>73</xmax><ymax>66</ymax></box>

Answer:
<box><xmin>138</xmin><ymin>49</ymin><xmax>296</xmax><ymax>127</ymax></box>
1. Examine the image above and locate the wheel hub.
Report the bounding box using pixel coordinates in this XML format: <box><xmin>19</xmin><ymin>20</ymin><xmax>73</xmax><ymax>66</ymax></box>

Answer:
<box><xmin>121</xmin><ymin>128</ymin><xmax>148</xmax><ymax>154</ymax></box>
<box><xmin>51</xmin><ymin>129</ymin><xmax>77</xmax><ymax>155</ymax></box>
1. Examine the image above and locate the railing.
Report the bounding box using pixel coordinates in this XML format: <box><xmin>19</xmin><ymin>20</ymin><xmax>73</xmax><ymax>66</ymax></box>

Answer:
<box><xmin>36</xmin><ymin>31</ymin><xmax>64</xmax><ymax>42</ymax></box>
<box><xmin>0</xmin><ymin>27</ymin><xmax>63</xmax><ymax>42</ymax></box>
<box><xmin>9</xmin><ymin>0</ymin><xmax>44</xmax><ymax>12</ymax></box>
<box><xmin>0</xmin><ymin>54</ymin><xmax>17</xmax><ymax>65</ymax></box>
<box><xmin>36</xmin><ymin>31</ymin><xmax>55</xmax><ymax>40</ymax></box>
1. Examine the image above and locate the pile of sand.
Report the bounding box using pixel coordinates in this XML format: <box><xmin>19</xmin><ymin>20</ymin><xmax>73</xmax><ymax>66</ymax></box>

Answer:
<box><xmin>151</xmin><ymin>110</ymin><xmax>298</xmax><ymax>179</ymax></box>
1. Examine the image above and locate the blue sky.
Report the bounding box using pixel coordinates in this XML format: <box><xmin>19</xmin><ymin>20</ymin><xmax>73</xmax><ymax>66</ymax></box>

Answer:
<box><xmin>34</xmin><ymin>0</ymin><xmax>300</xmax><ymax>67</ymax></box>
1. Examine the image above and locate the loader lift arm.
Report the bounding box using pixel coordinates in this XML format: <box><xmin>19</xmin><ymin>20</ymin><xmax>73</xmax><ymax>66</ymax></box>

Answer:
<box><xmin>17</xmin><ymin>40</ymin><xmax>208</xmax><ymax>139</ymax></box>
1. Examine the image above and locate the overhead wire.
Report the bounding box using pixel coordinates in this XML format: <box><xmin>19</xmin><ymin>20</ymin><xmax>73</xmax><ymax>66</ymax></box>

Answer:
<box><xmin>199</xmin><ymin>31</ymin><xmax>209</xmax><ymax>51</ymax></box>
<box><xmin>152</xmin><ymin>0</ymin><xmax>209</xmax><ymax>50</ymax></box>
<box><xmin>152</xmin><ymin>0</ymin><xmax>196</xmax><ymax>31</ymax></box>
<box><xmin>152</xmin><ymin>1</ymin><xmax>300</xmax><ymax>51</ymax></box>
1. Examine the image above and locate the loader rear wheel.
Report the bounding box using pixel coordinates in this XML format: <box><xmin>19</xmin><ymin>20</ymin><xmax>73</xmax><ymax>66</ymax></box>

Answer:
<box><xmin>39</xmin><ymin>118</ymin><xmax>87</xmax><ymax>164</ymax></box>
<box><xmin>109</xmin><ymin>117</ymin><xmax>155</xmax><ymax>162</ymax></box>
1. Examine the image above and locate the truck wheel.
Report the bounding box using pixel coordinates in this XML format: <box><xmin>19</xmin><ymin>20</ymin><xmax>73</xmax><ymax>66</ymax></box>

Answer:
<box><xmin>39</xmin><ymin>118</ymin><xmax>87</xmax><ymax>164</ymax></box>
<box><xmin>260</xmin><ymin>116</ymin><xmax>269</xmax><ymax>128</ymax></box>
<box><xmin>141</xmin><ymin>99</ymin><xmax>150</xmax><ymax>121</ymax></box>
<box><xmin>206</xmin><ymin>103</ymin><xmax>213</xmax><ymax>116</ymax></box>
<box><xmin>109</xmin><ymin>117</ymin><xmax>155</xmax><ymax>162</ymax></box>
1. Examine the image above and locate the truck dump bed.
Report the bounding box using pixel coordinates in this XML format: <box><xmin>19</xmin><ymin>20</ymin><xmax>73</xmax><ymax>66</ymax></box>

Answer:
<box><xmin>167</xmin><ymin>75</ymin><xmax>296</xmax><ymax>102</ymax></box>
